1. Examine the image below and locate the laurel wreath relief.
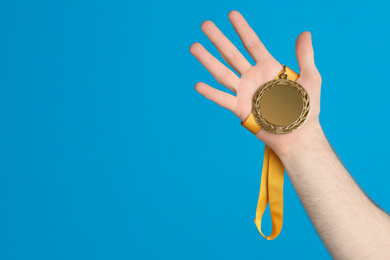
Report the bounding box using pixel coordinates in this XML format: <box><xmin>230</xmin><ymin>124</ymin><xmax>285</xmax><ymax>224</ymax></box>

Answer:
<box><xmin>252</xmin><ymin>78</ymin><xmax>311</xmax><ymax>135</ymax></box>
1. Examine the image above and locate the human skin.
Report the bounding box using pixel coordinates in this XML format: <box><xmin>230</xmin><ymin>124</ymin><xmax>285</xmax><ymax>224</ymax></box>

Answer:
<box><xmin>190</xmin><ymin>10</ymin><xmax>390</xmax><ymax>259</ymax></box>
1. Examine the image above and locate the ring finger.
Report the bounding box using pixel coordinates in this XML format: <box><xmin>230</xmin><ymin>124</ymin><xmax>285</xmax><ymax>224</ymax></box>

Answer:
<box><xmin>190</xmin><ymin>42</ymin><xmax>240</xmax><ymax>94</ymax></box>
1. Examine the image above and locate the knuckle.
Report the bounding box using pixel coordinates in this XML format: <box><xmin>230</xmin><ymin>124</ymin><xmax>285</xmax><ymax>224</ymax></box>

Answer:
<box><xmin>225</xmin><ymin>48</ymin><xmax>239</xmax><ymax>61</ymax></box>
<box><xmin>296</xmin><ymin>48</ymin><xmax>313</xmax><ymax>57</ymax></box>
<box><xmin>215</xmin><ymin>66</ymin><xmax>228</xmax><ymax>84</ymax></box>
<box><xmin>245</xmin><ymin>39</ymin><xmax>261</xmax><ymax>52</ymax></box>
<box><xmin>212</xmin><ymin>89</ymin><xmax>219</xmax><ymax>102</ymax></box>
<box><xmin>312</xmin><ymin>70</ymin><xmax>322</xmax><ymax>83</ymax></box>
<box><xmin>222</xmin><ymin>94</ymin><xmax>228</xmax><ymax>108</ymax></box>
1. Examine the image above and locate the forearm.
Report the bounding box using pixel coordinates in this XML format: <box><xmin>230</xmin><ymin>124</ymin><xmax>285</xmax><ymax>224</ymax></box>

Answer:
<box><xmin>278</xmin><ymin>122</ymin><xmax>390</xmax><ymax>259</ymax></box>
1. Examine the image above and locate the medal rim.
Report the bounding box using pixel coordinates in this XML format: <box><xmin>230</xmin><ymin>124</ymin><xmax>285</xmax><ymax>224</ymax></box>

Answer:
<box><xmin>252</xmin><ymin>78</ymin><xmax>311</xmax><ymax>134</ymax></box>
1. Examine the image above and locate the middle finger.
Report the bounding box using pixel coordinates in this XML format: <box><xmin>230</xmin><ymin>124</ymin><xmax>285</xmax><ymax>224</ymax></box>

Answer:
<box><xmin>201</xmin><ymin>20</ymin><xmax>252</xmax><ymax>75</ymax></box>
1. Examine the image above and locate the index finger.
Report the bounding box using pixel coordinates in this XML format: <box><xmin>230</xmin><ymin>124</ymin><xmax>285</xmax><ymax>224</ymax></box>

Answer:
<box><xmin>228</xmin><ymin>10</ymin><xmax>272</xmax><ymax>63</ymax></box>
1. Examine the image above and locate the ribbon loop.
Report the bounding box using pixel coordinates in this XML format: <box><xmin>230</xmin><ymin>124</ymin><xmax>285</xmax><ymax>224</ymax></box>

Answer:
<box><xmin>254</xmin><ymin>145</ymin><xmax>285</xmax><ymax>240</ymax></box>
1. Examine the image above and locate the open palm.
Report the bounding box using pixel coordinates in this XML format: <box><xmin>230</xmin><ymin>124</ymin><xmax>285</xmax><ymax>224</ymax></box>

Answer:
<box><xmin>190</xmin><ymin>10</ymin><xmax>323</xmax><ymax>157</ymax></box>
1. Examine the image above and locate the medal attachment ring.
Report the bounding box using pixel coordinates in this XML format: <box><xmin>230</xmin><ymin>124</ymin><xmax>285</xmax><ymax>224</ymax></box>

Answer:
<box><xmin>252</xmin><ymin>65</ymin><xmax>311</xmax><ymax>134</ymax></box>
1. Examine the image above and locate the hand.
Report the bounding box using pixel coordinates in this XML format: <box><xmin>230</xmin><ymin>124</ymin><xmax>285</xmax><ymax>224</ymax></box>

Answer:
<box><xmin>190</xmin><ymin>10</ymin><xmax>323</xmax><ymax>157</ymax></box>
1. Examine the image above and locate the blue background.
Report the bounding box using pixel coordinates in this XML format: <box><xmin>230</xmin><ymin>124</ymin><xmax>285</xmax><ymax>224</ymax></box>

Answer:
<box><xmin>1</xmin><ymin>0</ymin><xmax>389</xmax><ymax>259</ymax></box>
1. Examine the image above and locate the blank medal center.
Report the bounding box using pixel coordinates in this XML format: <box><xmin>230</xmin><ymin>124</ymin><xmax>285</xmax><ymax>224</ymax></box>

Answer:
<box><xmin>259</xmin><ymin>85</ymin><xmax>304</xmax><ymax>126</ymax></box>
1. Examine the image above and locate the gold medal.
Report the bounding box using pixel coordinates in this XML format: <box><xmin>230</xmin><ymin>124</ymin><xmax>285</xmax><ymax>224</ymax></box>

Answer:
<box><xmin>240</xmin><ymin>64</ymin><xmax>310</xmax><ymax>240</ymax></box>
<box><xmin>252</xmin><ymin>64</ymin><xmax>310</xmax><ymax>134</ymax></box>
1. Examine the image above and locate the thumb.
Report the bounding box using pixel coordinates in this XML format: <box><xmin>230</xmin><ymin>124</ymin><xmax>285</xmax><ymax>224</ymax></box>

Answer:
<box><xmin>295</xmin><ymin>31</ymin><xmax>317</xmax><ymax>76</ymax></box>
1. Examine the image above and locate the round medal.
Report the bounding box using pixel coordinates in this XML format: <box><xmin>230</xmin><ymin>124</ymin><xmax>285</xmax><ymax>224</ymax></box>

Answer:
<box><xmin>252</xmin><ymin>65</ymin><xmax>311</xmax><ymax>134</ymax></box>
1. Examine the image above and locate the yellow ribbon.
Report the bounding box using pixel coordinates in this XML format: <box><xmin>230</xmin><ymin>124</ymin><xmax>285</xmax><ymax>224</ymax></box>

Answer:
<box><xmin>241</xmin><ymin>66</ymin><xmax>299</xmax><ymax>240</ymax></box>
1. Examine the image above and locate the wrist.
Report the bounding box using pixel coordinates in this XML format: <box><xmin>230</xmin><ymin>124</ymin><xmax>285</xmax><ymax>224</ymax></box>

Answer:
<box><xmin>277</xmin><ymin>119</ymin><xmax>326</xmax><ymax>163</ymax></box>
